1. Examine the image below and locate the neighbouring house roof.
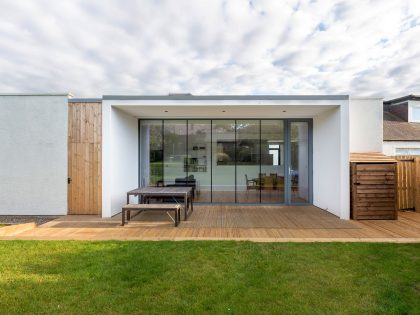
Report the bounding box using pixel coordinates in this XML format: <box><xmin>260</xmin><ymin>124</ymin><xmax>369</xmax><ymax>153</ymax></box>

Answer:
<box><xmin>384</xmin><ymin>94</ymin><xmax>420</xmax><ymax>105</ymax></box>
<box><xmin>383</xmin><ymin>111</ymin><xmax>420</xmax><ymax>141</ymax></box>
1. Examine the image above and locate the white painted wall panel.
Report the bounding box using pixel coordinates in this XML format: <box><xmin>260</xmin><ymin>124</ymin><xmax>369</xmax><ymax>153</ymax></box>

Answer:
<box><xmin>349</xmin><ymin>98</ymin><xmax>383</xmax><ymax>152</ymax></box>
<box><xmin>313</xmin><ymin>107</ymin><xmax>342</xmax><ymax>217</ymax></box>
<box><xmin>0</xmin><ymin>95</ymin><xmax>68</xmax><ymax>215</ymax></box>
<box><xmin>383</xmin><ymin>141</ymin><xmax>420</xmax><ymax>156</ymax></box>
<box><xmin>102</xmin><ymin>104</ymin><xmax>138</xmax><ymax>217</ymax></box>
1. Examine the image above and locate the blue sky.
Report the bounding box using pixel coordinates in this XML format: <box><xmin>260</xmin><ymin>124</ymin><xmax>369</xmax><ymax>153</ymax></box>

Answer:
<box><xmin>0</xmin><ymin>0</ymin><xmax>419</xmax><ymax>99</ymax></box>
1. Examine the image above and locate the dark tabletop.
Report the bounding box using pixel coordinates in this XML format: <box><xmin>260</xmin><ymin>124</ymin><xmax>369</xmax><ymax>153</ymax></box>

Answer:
<box><xmin>127</xmin><ymin>186</ymin><xmax>192</xmax><ymax>195</ymax></box>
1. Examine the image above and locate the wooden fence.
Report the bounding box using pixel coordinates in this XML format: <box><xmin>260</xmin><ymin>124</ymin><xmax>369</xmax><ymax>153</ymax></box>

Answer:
<box><xmin>395</xmin><ymin>156</ymin><xmax>420</xmax><ymax>212</ymax></box>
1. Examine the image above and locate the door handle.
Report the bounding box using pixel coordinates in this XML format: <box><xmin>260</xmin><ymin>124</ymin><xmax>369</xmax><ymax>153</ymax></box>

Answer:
<box><xmin>68</xmin><ymin>177</ymin><xmax>72</xmax><ymax>184</ymax></box>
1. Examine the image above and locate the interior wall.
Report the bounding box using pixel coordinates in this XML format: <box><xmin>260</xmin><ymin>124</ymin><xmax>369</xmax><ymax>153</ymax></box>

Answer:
<box><xmin>0</xmin><ymin>95</ymin><xmax>68</xmax><ymax>215</ymax></box>
<box><xmin>102</xmin><ymin>105</ymin><xmax>138</xmax><ymax>217</ymax></box>
<box><xmin>313</xmin><ymin>107</ymin><xmax>342</xmax><ymax>217</ymax></box>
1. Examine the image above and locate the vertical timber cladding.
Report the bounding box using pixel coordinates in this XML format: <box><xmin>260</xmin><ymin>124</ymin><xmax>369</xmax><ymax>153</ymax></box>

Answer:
<box><xmin>350</xmin><ymin>153</ymin><xmax>397</xmax><ymax>220</ymax></box>
<box><xmin>395</xmin><ymin>156</ymin><xmax>420</xmax><ymax>212</ymax></box>
<box><xmin>68</xmin><ymin>101</ymin><xmax>102</xmax><ymax>215</ymax></box>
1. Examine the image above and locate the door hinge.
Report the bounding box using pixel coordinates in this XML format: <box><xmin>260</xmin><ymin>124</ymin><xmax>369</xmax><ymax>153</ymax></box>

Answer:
<box><xmin>68</xmin><ymin>177</ymin><xmax>72</xmax><ymax>184</ymax></box>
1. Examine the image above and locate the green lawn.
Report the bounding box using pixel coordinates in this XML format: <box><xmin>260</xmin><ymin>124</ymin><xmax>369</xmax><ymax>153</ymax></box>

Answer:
<box><xmin>0</xmin><ymin>242</ymin><xmax>419</xmax><ymax>314</ymax></box>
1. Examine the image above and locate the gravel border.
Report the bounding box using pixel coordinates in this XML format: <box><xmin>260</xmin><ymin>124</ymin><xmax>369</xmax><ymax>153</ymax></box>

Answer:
<box><xmin>0</xmin><ymin>215</ymin><xmax>60</xmax><ymax>226</ymax></box>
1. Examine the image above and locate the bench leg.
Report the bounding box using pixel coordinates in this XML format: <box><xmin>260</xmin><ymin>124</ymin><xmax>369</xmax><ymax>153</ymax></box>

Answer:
<box><xmin>190</xmin><ymin>196</ymin><xmax>193</xmax><ymax>213</ymax></box>
<box><xmin>175</xmin><ymin>208</ymin><xmax>180</xmax><ymax>227</ymax></box>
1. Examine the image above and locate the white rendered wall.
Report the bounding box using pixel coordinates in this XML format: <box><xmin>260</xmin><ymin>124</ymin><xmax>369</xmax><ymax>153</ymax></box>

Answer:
<box><xmin>108</xmin><ymin>97</ymin><xmax>352</xmax><ymax>219</ymax></box>
<box><xmin>0</xmin><ymin>95</ymin><xmax>68</xmax><ymax>215</ymax></box>
<box><xmin>313</xmin><ymin>106</ymin><xmax>350</xmax><ymax>219</ymax></box>
<box><xmin>102</xmin><ymin>105</ymin><xmax>138</xmax><ymax>217</ymax></box>
<box><xmin>349</xmin><ymin>97</ymin><xmax>383</xmax><ymax>152</ymax></box>
<box><xmin>383</xmin><ymin>141</ymin><xmax>420</xmax><ymax>156</ymax></box>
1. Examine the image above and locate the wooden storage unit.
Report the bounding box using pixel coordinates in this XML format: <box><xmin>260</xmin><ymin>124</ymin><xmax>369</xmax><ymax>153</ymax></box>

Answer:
<box><xmin>350</xmin><ymin>153</ymin><xmax>397</xmax><ymax>220</ymax></box>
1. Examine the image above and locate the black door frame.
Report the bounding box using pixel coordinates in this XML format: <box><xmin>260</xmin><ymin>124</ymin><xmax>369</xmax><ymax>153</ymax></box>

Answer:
<box><xmin>138</xmin><ymin>118</ymin><xmax>313</xmax><ymax>205</ymax></box>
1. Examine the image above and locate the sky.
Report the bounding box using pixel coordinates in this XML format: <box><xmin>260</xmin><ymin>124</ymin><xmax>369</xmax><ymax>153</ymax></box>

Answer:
<box><xmin>0</xmin><ymin>0</ymin><xmax>419</xmax><ymax>99</ymax></box>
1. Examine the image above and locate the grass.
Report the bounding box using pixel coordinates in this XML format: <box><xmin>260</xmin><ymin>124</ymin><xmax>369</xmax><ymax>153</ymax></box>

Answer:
<box><xmin>0</xmin><ymin>241</ymin><xmax>419</xmax><ymax>314</ymax></box>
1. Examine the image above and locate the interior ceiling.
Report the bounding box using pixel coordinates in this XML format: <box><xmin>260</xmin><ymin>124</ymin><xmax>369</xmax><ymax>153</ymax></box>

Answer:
<box><xmin>114</xmin><ymin>105</ymin><xmax>337</xmax><ymax>118</ymax></box>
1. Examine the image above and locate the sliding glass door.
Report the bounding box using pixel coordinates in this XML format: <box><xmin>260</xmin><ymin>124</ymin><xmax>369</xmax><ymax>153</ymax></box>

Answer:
<box><xmin>163</xmin><ymin>120</ymin><xmax>187</xmax><ymax>186</ymax></box>
<box><xmin>212</xmin><ymin>120</ymin><xmax>236</xmax><ymax>203</ymax></box>
<box><xmin>139</xmin><ymin>119</ymin><xmax>311</xmax><ymax>205</ymax></box>
<box><xmin>261</xmin><ymin>120</ymin><xmax>285</xmax><ymax>203</ymax></box>
<box><xmin>287</xmin><ymin>121</ymin><xmax>311</xmax><ymax>204</ymax></box>
<box><xmin>236</xmin><ymin>120</ymin><xmax>260</xmax><ymax>203</ymax></box>
<box><xmin>188</xmin><ymin>120</ymin><xmax>211</xmax><ymax>202</ymax></box>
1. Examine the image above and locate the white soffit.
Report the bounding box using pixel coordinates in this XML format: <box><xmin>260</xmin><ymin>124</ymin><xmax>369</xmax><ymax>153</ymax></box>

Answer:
<box><xmin>113</xmin><ymin>104</ymin><xmax>337</xmax><ymax>118</ymax></box>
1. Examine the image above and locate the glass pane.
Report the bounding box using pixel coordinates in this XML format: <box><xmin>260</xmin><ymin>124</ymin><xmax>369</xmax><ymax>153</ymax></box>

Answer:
<box><xmin>236</xmin><ymin>120</ymin><xmax>260</xmax><ymax>203</ymax></box>
<box><xmin>261</xmin><ymin>120</ymin><xmax>285</xmax><ymax>203</ymax></box>
<box><xmin>163</xmin><ymin>120</ymin><xmax>187</xmax><ymax>186</ymax></box>
<box><xmin>187</xmin><ymin>120</ymin><xmax>211</xmax><ymax>202</ymax></box>
<box><xmin>290</xmin><ymin>122</ymin><xmax>309</xmax><ymax>203</ymax></box>
<box><xmin>139</xmin><ymin>120</ymin><xmax>163</xmax><ymax>187</ymax></box>
<box><xmin>412</xmin><ymin>106</ymin><xmax>420</xmax><ymax>122</ymax></box>
<box><xmin>212</xmin><ymin>120</ymin><xmax>235</xmax><ymax>202</ymax></box>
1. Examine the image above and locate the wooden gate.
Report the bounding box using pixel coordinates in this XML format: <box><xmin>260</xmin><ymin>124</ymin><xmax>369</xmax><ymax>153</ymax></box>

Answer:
<box><xmin>350</xmin><ymin>153</ymin><xmax>397</xmax><ymax>220</ymax></box>
<box><xmin>68</xmin><ymin>101</ymin><xmax>102</xmax><ymax>215</ymax></box>
<box><xmin>395</xmin><ymin>156</ymin><xmax>420</xmax><ymax>211</ymax></box>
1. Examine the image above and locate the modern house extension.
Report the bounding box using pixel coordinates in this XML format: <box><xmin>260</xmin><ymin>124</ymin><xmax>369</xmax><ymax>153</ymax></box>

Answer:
<box><xmin>0</xmin><ymin>94</ymin><xmax>383</xmax><ymax>220</ymax></box>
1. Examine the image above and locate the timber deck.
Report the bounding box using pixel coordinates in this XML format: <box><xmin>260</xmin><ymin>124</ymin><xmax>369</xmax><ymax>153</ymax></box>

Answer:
<box><xmin>1</xmin><ymin>205</ymin><xmax>420</xmax><ymax>242</ymax></box>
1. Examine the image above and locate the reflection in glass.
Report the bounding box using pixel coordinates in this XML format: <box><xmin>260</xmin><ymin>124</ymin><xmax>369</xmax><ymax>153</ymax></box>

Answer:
<box><xmin>163</xmin><ymin>120</ymin><xmax>187</xmax><ymax>186</ymax></box>
<box><xmin>140</xmin><ymin>120</ymin><xmax>163</xmax><ymax>187</ymax></box>
<box><xmin>290</xmin><ymin>122</ymin><xmax>309</xmax><ymax>203</ymax></box>
<box><xmin>261</xmin><ymin>120</ymin><xmax>285</xmax><ymax>203</ymax></box>
<box><xmin>140</xmin><ymin>119</ymin><xmax>310</xmax><ymax>205</ymax></box>
<box><xmin>187</xmin><ymin>120</ymin><xmax>211</xmax><ymax>202</ymax></box>
<box><xmin>212</xmin><ymin>120</ymin><xmax>235</xmax><ymax>202</ymax></box>
<box><xmin>236</xmin><ymin>120</ymin><xmax>260</xmax><ymax>203</ymax></box>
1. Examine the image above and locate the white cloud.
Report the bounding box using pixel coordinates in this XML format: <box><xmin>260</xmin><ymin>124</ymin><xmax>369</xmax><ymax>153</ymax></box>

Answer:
<box><xmin>0</xmin><ymin>0</ymin><xmax>419</xmax><ymax>98</ymax></box>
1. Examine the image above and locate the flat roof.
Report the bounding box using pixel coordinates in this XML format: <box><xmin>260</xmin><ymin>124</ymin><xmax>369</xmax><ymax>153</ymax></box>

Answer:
<box><xmin>0</xmin><ymin>93</ymin><xmax>71</xmax><ymax>96</ymax></box>
<box><xmin>102</xmin><ymin>94</ymin><xmax>349</xmax><ymax>101</ymax></box>
<box><xmin>68</xmin><ymin>98</ymin><xmax>102</xmax><ymax>103</ymax></box>
<box><xmin>384</xmin><ymin>94</ymin><xmax>420</xmax><ymax>105</ymax></box>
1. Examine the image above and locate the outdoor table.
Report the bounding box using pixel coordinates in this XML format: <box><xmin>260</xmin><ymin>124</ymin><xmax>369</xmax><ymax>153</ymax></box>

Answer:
<box><xmin>126</xmin><ymin>186</ymin><xmax>194</xmax><ymax>220</ymax></box>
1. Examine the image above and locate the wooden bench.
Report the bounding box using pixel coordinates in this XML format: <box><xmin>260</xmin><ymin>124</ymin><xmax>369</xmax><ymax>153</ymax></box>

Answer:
<box><xmin>121</xmin><ymin>204</ymin><xmax>181</xmax><ymax>227</ymax></box>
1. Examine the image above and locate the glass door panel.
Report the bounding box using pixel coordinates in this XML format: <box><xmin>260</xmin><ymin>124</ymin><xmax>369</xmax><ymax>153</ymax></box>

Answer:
<box><xmin>139</xmin><ymin>120</ymin><xmax>163</xmax><ymax>187</ymax></box>
<box><xmin>187</xmin><ymin>120</ymin><xmax>211</xmax><ymax>202</ymax></box>
<box><xmin>289</xmin><ymin>121</ymin><xmax>310</xmax><ymax>203</ymax></box>
<box><xmin>261</xmin><ymin>120</ymin><xmax>285</xmax><ymax>203</ymax></box>
<box><xmin>212</xmin><ymin>120</ymin><xmax>235</xmax><ymax>202</ymax></box>
<box><xmin>236</xmin><ymin>120</ymin><xmax>260</xmax><ymax>203</ymax></box>
<box><xmin>163</xmin><ymin>120</ymin><xmax>187</xmax><ymax>186</ymax></box>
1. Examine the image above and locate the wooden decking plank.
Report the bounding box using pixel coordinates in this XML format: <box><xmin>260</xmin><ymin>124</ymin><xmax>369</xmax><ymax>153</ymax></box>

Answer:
<box><xmin>2</xmin><ymin>206</ymin><xmax>420</xmax><ymax>242</ymax></box>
